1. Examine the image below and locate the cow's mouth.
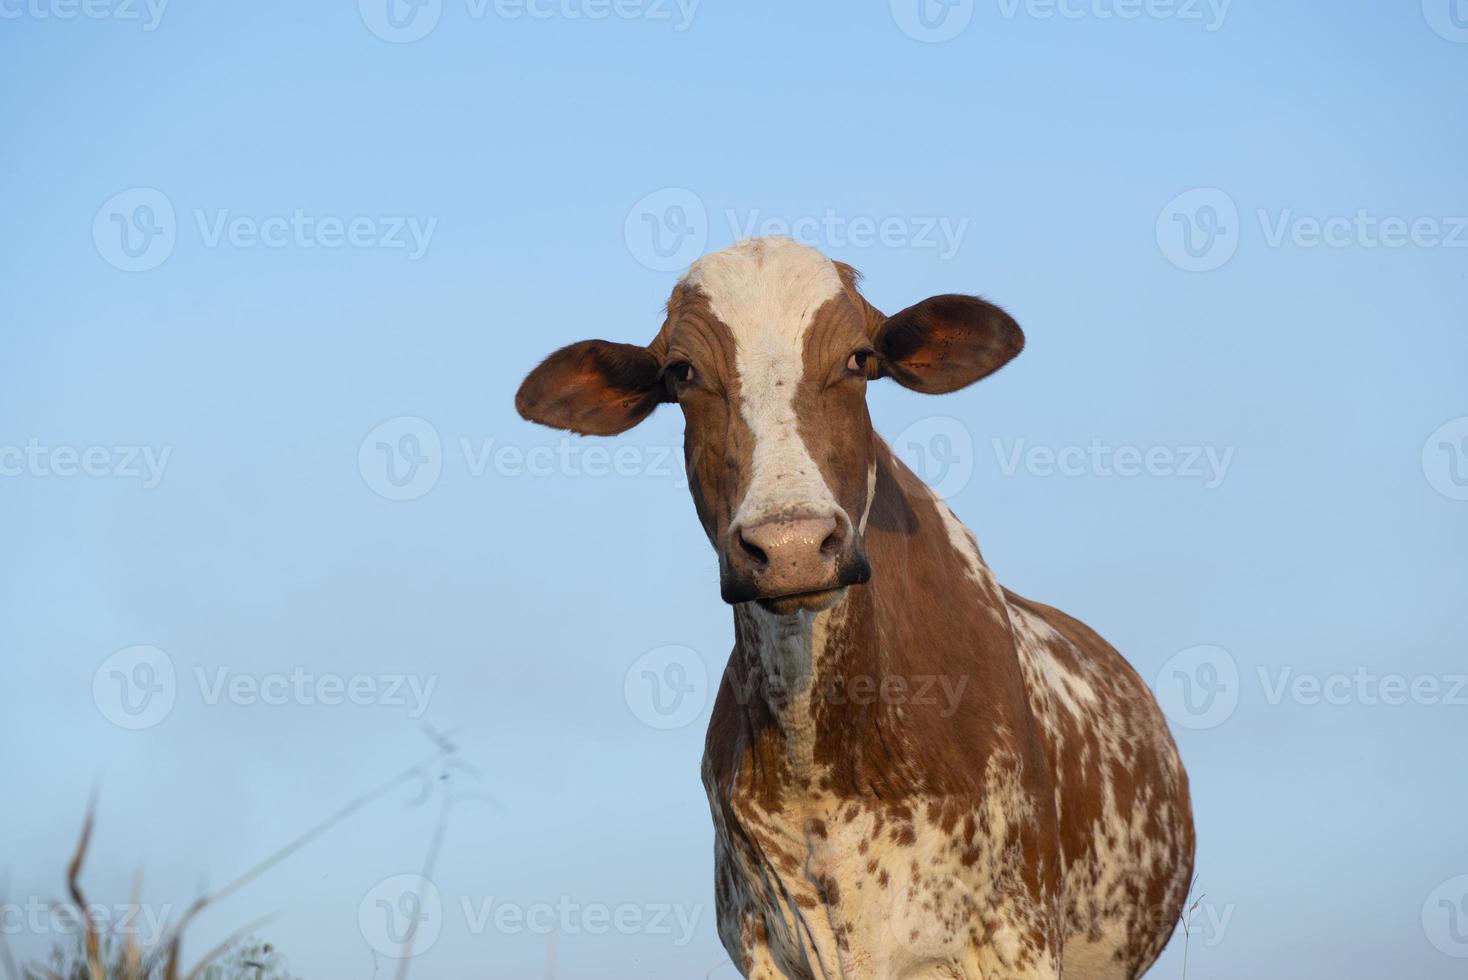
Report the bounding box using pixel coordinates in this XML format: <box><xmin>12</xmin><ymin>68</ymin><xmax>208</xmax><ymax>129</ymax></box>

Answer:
<box><xmin>753</xmin><ymin>586</ymin><xmax>848</xmax><ymax>616</ymax></box>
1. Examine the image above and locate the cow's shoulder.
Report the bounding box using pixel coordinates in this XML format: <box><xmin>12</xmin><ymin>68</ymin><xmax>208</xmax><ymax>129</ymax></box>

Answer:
<box><xmin>1003</xmin><ymin>589</ymin><xmax>1157</xmax><ymax>714</ymax></box>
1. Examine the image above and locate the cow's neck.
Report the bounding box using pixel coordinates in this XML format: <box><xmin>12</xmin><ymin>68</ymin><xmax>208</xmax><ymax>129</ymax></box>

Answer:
<box><xmin>727</xmin><ymin>437</ymin><xmax>1019</xmax><ymax>799</ymax></box>
<box><xmin>732</xmin><ymin>600</ymin><xmax>853</xmax><ymax>776</ymax></box>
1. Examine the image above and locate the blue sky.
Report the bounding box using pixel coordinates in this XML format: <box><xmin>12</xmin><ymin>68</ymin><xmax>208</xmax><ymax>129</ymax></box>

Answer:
<box><xmin>1</xmin><ymin>1</ymin><xmax>1466</xmax><ymax>977</ymax></box>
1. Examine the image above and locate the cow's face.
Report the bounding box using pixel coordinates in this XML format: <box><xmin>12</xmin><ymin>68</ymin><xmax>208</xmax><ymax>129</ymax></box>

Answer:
<box><xmin>516</xmin><ymin>237</ymin><xmax>1023</xmax><ymax>614</ymax></box>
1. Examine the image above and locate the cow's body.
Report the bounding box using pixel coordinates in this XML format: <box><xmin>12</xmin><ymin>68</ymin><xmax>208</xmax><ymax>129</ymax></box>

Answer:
<box><xmin>702</xmin><ymin>443</ymin><xmax>1194</xmax><ymax>979</ymax></box>
<box><xmin>516</xmin><ymin>236</ymin><xmax>1195</xmax><ymax>980</ymax></box>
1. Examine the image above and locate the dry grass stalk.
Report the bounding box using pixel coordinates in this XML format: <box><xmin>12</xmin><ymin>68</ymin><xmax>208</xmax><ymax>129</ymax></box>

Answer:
<box><xmin>4</xmin><ymin>729</ymin><xmax>472</xmax><ymax>980</ymax></box>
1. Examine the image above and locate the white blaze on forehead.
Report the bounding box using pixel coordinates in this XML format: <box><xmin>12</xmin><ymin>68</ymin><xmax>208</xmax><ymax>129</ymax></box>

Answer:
<box><xmin>681</xmin><ymin>237</ymin><xmax>845</xmax><ymax>527</ymax></box>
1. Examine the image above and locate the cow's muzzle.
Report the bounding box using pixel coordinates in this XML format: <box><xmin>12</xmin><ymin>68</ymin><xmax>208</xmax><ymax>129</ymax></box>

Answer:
<box><xmin>721</xmin><ymin>512</ymin><xmax>871</xmax><ymax>613</ymax></box>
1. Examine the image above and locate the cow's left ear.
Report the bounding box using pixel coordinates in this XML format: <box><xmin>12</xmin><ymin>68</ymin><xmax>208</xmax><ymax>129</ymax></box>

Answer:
<box><xmin>873</xmin><ymin>295</ymin><xmax>1024</xmax><ymax>394</ymax></box>
<box><xmin>516</xmin><ymin>340</ymin><xmax>668</xmax><ymax>436</ymax></box>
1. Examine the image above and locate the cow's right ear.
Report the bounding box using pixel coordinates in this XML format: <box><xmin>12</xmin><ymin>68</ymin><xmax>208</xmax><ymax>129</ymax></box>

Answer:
<box><xmin>515</xmin><ymin>340</ymin><xmax>668</xmax><ymax>436</ymax></box>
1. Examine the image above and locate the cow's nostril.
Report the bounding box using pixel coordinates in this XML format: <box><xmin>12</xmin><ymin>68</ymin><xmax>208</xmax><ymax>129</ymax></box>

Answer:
<box><xmin>737</xmin><ymin>531</ymin><xmax>769</xmax><ymax>567</ymax></box>
<box><xmin>820</xmin><ymin>526</ymin><xmax>844</xmax><ymax>558</ymax></box>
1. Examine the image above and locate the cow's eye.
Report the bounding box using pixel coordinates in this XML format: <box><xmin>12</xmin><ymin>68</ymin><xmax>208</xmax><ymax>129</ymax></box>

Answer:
<box><xmin>667</xmin><ymin>360</ymin><xmax>696</xmax><ymax>387</ymax></box>
<box><xmin>846</xmin><ymin>350</ymin><xmax>872</xmax><ymax>376</ymax></box>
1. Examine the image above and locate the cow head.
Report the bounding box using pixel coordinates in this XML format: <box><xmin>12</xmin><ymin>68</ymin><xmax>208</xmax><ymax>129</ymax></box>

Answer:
<box><xmin>515</xmin><ymin>237</ymin><xmax>1022</xmax><ymax>614</ymax></box>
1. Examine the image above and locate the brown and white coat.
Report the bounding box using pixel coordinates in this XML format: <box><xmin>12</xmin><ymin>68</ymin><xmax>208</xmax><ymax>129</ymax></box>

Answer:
<box><xmin>517</xmin><ymin>237</ymin><xmax>1195</xmax><ymax>979</ymax></box>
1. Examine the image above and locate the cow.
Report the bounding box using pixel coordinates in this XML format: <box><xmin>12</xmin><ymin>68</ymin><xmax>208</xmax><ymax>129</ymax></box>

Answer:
<box><xmin>515</xmin><ymin>236</ymin><xmax>1195</xmax><ymax>979</ymax></box>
